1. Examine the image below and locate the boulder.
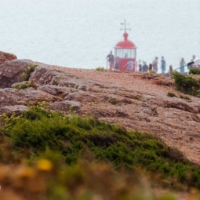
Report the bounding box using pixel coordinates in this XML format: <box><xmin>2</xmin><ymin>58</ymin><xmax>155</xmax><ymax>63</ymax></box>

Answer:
<box><xmin>0</xmin><ymin>51</ymin><xmax>17</xmax><ymax>65</ymax></box>
<box><xmin>0</xmin><ymin>105</ymin><xmax>27</xmax><ymax>116</ymax></box>
<box><xmin>49</xmin><ymin>100</ymin><xmax>81</xmax><ymax>112</ymax></box>
<box><xmin>0</xmin><ymin>59</ymin><xmax>34</xmax><ymax>88</ymax></box>
<box><xmin>30</xmin><ymin>65</ymin><xmax>66</xmax><ymax>85</ymax></box>
<box><xmin>30</xmin><ymin>65</ymin><xmax>81</xmax><ymax>88</ymax></box>
<box><xmin>0</xmin><ymin>88</ymin><xmax>60</xmax><ymax>106</ymax></box>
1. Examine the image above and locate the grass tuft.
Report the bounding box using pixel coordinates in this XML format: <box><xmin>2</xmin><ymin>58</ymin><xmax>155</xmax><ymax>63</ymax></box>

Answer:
<box><xmin>108</xmin><ymin>97</ymin><xmax>119</xmax><ymax>104</ymax></box>
<box><xmin>21</xmin><ymin>65</ymin><xmax>38</xmax><ymax>81</ymax></box>
<box><xmin>96</xmin><ymin>67</ymin><xmax>105</xmax><ymax>72</ymax></box>
<box><xmin>167</xmin><ymin>92</ymin><xmax>177</xmax><ymax>97</ymax></box>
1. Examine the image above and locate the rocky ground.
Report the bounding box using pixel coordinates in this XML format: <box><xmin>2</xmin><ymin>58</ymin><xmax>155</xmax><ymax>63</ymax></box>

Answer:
<box><xmin>55</xmin><ymin>67</ymin><xmax>200</xmax><ymax>165</ymax></box>
<box><xmin>0</xmin><ymin>52</ymin><xmax>200</xmax><ymax>199</ymax></box>
<box><xmin>0</xmin><ymin>52</ymin><xmax>200</xmax><ymax>167</ymax></box>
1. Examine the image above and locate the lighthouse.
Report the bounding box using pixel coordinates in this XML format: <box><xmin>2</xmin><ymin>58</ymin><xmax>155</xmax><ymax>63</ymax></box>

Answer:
<box><xmin>114</xmin><ymin>20</ymin><xmax>137</xmax><ymax>72</ymax></box>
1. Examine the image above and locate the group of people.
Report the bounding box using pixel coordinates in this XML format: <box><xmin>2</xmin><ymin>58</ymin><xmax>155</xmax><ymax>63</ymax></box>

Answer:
<box><xmin>138</xmin><ymin>61</ymin><xmax>148</xmax><ymax>72</ymax></box>
<box><xmin>138</xmin><ymin>57</ymin><xmax>166</xmax><ymax>74</ymax></box>
<box><xmin>141</xmin><ymin>56</ymin><xmax>166</xmax><ymax>75</ymax></box>
<box><xmin>106</xmin><ymin>51</ymin><xmax>135</xmax><ymax>71</ymax></box>
<box><xmin>106</xmin><ymin>51</ymin><xmax>199</xmax><ymax>75</ymax></box>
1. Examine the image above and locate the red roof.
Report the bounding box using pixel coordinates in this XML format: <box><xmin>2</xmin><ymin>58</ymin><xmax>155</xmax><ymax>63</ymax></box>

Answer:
<box><xmin>115</xmin><ymin>32</ymin><xmax>136</xmax><ymax>49</ymax></box>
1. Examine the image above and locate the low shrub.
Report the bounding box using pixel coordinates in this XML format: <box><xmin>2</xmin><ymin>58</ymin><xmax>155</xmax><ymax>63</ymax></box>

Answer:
<box><xmin>189</xmin><ymin>67</ymin><xmax>200</xmax><ymax>75</ymax></box>
<box><xmin>1</xmin><ymin>107</ymin><xmax>200</xmax><ymax>189</ymax></box>
<box><xmin>167</xmin><ymin>92</ymin><xmax>177</xmax><ymax>97</ymax></box>
<box><xmin>108</xmin><ymin>97</ymin><xmax>119</xmax><ymax>104</ymax></box>
<box><xmin>179</xmin><ymin>95</ymin><xmax>191</xmax><ymax>100</ymax></box>
<box><xmin>15</xmin><ymin>80</ymin><xmax>38</xmax><ymax>90</ymax></box>
<box><xmin>96</xmin><ymin>67</ymin><xmax>105</xmax><ymax>72</ymax></box>
<box><xmin>172</xmin><ymin>72</ymin><xmax>200</xmax><ymax>96</ymax></box>
<box><xmin>17</xmin><ymin>82</ymin><xmax>31</xmax><ymax>90</ymax></box>
<box><xmin>21</xmin><ymin>65</ymin><xmax>38</xmax><ymax>81</ymax></box>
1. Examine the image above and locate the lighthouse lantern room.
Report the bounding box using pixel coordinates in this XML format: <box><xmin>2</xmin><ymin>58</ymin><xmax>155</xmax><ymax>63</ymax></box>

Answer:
<box><xmin>114</xmin><ymin>20</ymin><xmax>137</xmax><ymax>72</ymax></box>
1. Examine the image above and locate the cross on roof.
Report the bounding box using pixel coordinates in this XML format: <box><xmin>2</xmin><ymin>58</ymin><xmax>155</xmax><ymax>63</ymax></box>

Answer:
<box><xmin>120</xmin><ymin>19</ymin><xmax>131</xmax><ymax>32</ymax></box>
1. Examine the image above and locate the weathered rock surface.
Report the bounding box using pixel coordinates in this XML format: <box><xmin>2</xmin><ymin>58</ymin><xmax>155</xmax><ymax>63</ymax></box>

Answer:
<box><xmin>0</xmin><ymin>60</ymin><xmax>200</xmax><ymax>166</ymax></box>
<box><xmin>49</xmin><ymin>100</ymin><xmax>81</xmax><ymax>112</ymax></box>
<box><xmin>38</xmin><ymin>85</ymin><xmax>71</xmax><ymax>98</ymax></box>
<box><xmin>30</xmin><ymin>65</ymin><xmax>93</xmax><ymax>89</ymax></box>
<box><xmin>0</xmin><ymin>88</ymin><xmax>59</xmax><ymax>109</ymax></box>
<box><xmin>0</xmin><ymin>51</ymin><xmax>17</xmax><ymax>65</ymax></box>
<box><xmin>0</xmin><ymin>59</ymin><xmax>34</xmax><ymax>88</ymax></box>
<box><xmin>0</xmin><ymin>105</ymin><xmax>27</xmax><ymax>115</ymax></box>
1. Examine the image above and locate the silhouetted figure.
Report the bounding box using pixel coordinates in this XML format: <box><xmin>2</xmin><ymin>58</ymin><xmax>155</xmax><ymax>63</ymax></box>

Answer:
<box><xmin>188</xmin><ymin>55</ymin><xmax>196</xmax><ymax>68</ymax></box>
<box><xmin>180</xmin><ymin>58</ymin><xmax>186</xmax><ymax>73</ymax></box>
<box><xmin>138</xmin><ymin>60</ymin><xmax>142</xmax><ymax>72</ymax></box>
<box><xmin>152</xmin><ymin>57</ymin><xmax>158</xmax><ymax>73</ymax></box>
<box><xmin>149</xmin><ymin>64</ymin><xmax>152</xmax><ymax>73</ymax></box>
<box><xmin>169</xmin><ymin>65</ymin><xmax>173</xmax><ymax>77</ymax></box>
<box><xmin>106</xmin><ymin>51</ymin><xmax>114</xmax><ymax>70</ymax></box>
<box><xmin>161</xmin><ymin>56</ymin><xmax>166</xmax><ymax>75</ymax></box>
<box><xmin>114</xmin><ymin>57</ymin><xmax>120</xmax><ymax>70</ymax></box>
<box><xmin>143</xmin><ymin>62</ymin><xmax>148</xmax><ymax>72</ymax></box>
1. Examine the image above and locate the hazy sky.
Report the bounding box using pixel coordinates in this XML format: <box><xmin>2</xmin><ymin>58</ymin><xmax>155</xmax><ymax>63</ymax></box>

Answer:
<box><xmin>0</xmin><ymin>0</ymin><xmax>199</xmax><ymax>69</ymax></box>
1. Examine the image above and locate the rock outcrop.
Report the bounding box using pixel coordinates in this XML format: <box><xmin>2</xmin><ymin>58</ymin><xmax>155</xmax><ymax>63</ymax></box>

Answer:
<box><xmin>0</xmin><ymin>59</ymin><xmax>34</xmax><ymax>88</ymax></box>
<box><xmin>0</xmin><ymin>88</ymin><xmax>59</xmax><ymax>108</ymax></box>
<box><xmin>0</xmin><ymin>51</ymin><xmax>17</xmax><ymax>65</ymax></box>
<box><xmin>0</xmin><ymin>105</ymin><xmax>27</xmax><ymax>116</ymax></box>
<box><xmin>0</xmin><ymin>58</ymin><xmax>200</xmax><ymax>165</ymax></box>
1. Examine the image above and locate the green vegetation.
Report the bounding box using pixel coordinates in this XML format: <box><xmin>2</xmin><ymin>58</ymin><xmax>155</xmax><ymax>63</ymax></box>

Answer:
<box><xmin>55</xmin><ymin>69</ymin><xmax>65</xmax><ymax>73</ymax></box>
<box><xmin>21</xmin><ymin>65</ymin><xmax>38</xmax><ymax>81</ymax></box>
<box><xmin>179</xmin><ymin>95</ymin><xmax>191</xmax><ymax>100</ymax></box>
<box><xmin>96</xmin><ymin>67</ymin><xmax>105</xmax><ymax>72</ymax></box>
<box><xmin>167</xmin><ymin>92</ymin><xmax>177</xmax><ymax>97</ymax></box>
<box><xmin>189</xmin><ymin>67</ymin><xmax>200</xmax><ymax>75</ymax></box>
<box><xmin>108</xmin><ymin>97</ymin><xmax>119</xmax><ymax>104</ymax></box>
<box><xmin>14</xmin><ymin>80</ymin><xmax>38</xmax><ymax>90</ymax></box>
<box><xmin>0</xmin><ymin>106</ymin><xmax>200</xmax><ymax>193</ymax></box>
<box><xmin>172</xmin><ymin>71</ymin><xmax>200</xmax><ymax>96</ymax></box>
<box><xmin>167</xmin><ymin>92</ymin><xmax>191</xmax><ymax>100</ymax></box>
<box><xmin>16</xmin><ymin>81</ymin><xmax>31</xmax><ymax>90</ymax></box>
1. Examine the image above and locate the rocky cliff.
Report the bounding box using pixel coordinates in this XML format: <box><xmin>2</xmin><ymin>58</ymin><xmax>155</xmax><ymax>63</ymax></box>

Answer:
<box><xmin>0</xmin><ymin>54</ymin><xmax>200</xmax><ymax>166</ymax></box>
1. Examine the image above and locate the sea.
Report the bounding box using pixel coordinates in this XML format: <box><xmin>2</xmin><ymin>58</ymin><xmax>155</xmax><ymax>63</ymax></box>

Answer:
<box><xmin>0</xmin><ymin>0</ymin><xmax>200</xmax><ymax>72</ymax></box>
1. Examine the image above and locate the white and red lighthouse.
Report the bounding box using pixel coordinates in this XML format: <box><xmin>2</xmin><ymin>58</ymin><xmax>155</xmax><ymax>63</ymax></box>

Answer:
<box><xmin>114</xmin><ymin>20</ymin><xmax>137</xmax><ymax>72</ymax></box>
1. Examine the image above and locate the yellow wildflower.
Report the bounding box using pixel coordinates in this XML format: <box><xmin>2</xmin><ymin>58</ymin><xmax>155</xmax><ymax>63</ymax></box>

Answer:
<box><xmin>36</xmin><ymin>159</ymin><xmax>53</xmax><ymax>171</ymax></box>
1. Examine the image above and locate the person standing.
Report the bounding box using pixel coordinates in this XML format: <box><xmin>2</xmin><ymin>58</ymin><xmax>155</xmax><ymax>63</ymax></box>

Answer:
<box><xmin>161</xmin><ymin>56</ymin><xmax>166</xmax><ymax>75</ymax></box>
<box><xmin>169</xmin><ymin>65</ymin><xmax>173</xmax><ymax>77</ymax></box>
<box><xmin>125</xmin><ymin>60</ymin><xmax>135</xmax><ymax>71</ymax></box>
<box><xmin>149</xmin><ymin>64</ymin><xmax>152</xmax><ymax>73</ymax></box>
<box><xmin>180</xmin><ymin>58</ymin><xmax>186</xmax><ymax>73</ymax></box>
<box><xmin>114</xmin><ymin>57</ymin><xmax>120</xmax><ymax>70</ymax></box>
<box><xmin>143</xmin><ymin>62</ymin><xmax>148</xmax><ymax>72</ymax></box>
<box><xmin>138</xmin><ymin>60</ymin><xmax>142</xmax><ymax>72</ymax></box>
<box><xmin>106</xmin><ymin>51</ymin><xmax>114</xmax><ymax>71</ymax></box>
<box><xmin>192</xmin><ymin>55</ymin><xmax>196</xmax><ymax>61</ymax></box>
<box><xmin>191</xmin><ymin>55</ymin><xmax>196</xmax><ymax>68</ymax></box>
<box><xmin>152</xmin><ymin>57</ymin><xmax>158</xmax><ymax>73</ymax></box>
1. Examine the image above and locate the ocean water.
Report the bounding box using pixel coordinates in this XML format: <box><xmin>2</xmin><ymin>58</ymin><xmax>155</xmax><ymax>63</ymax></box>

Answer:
<box><xmin>0</xmin><ymin>0</ymin><xmax>199</xmax><ymax>72</ymax></box>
